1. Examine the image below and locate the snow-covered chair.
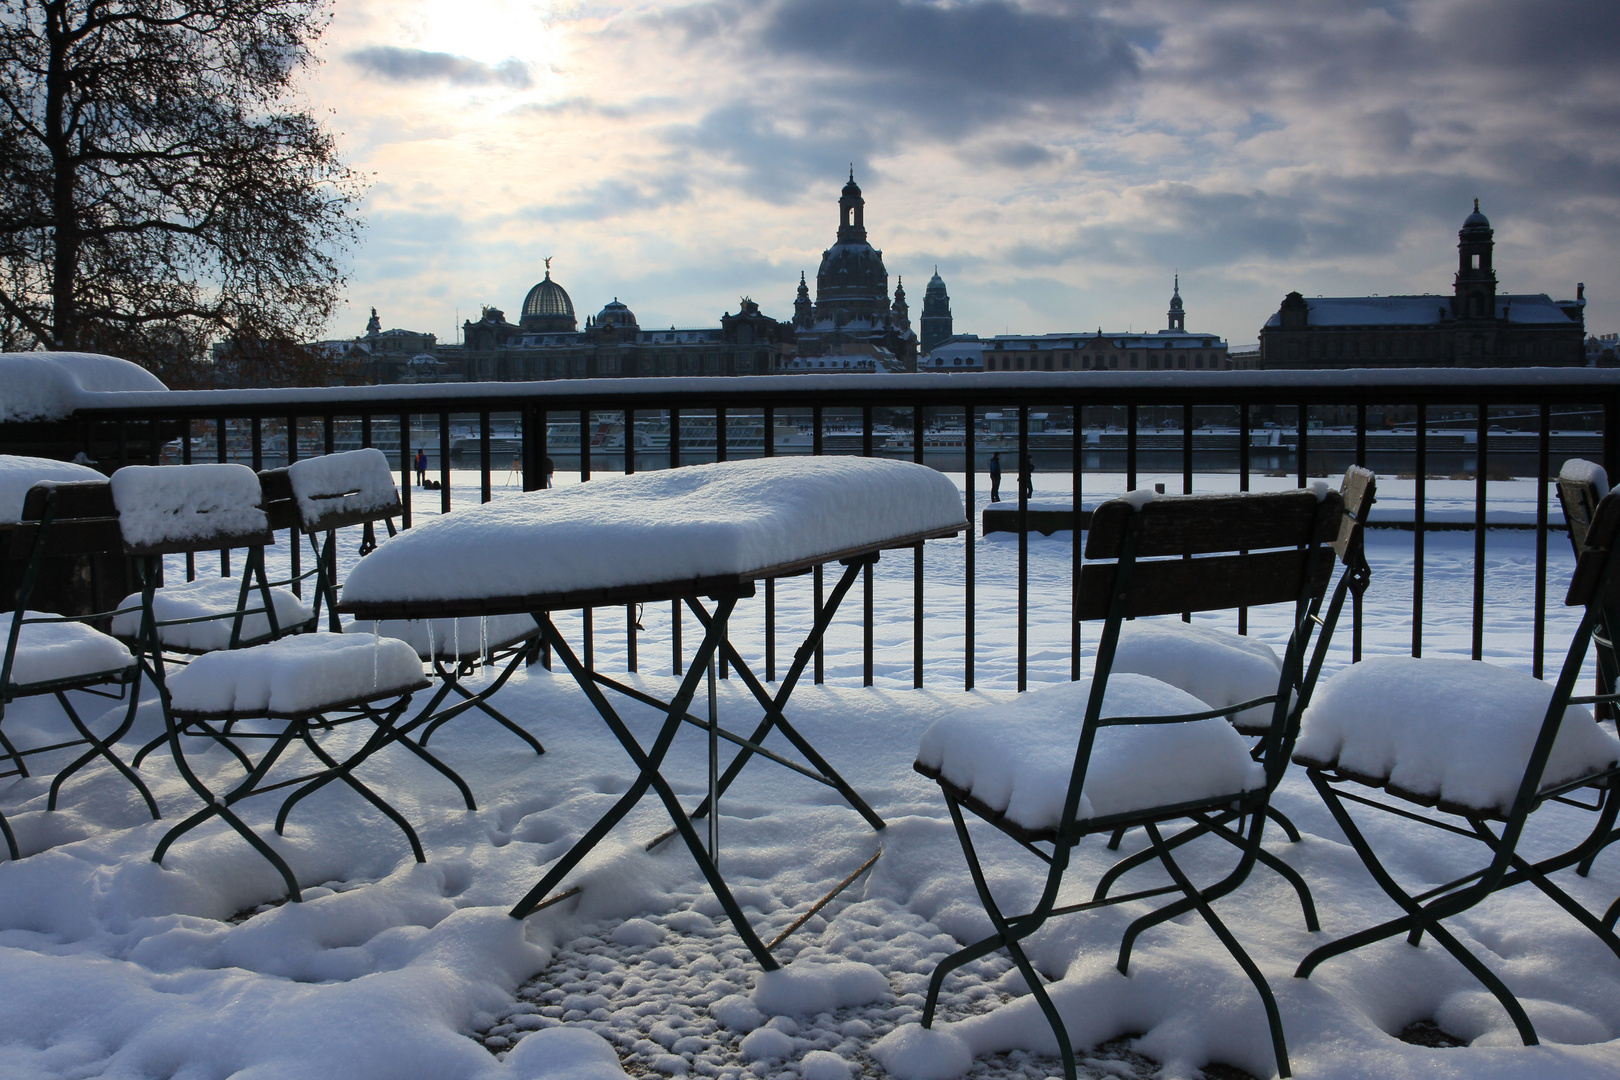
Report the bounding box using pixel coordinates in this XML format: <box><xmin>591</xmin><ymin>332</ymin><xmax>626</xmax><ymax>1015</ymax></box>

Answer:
<box><xmin>109</xmin><ymin>463</ymin><xmax>313</xmax><ymax>656</ymax></box>
<box><xmin>1293</xmin><ymin>484</ymin><xmax>1620</xmax><ymax>1047</ymax></box>
<box><xmin>0</xmin><ymin>480</ymin><xmax>159</xmax><ymax>859</ymax></box>
<box><xmin>257</xmin><ymin>447</ymin><xmax>402</xmax><ymax>632</ymax></box>
<box><xmin>114</xmin><ymin>463</ymin><xmax>434</xmax><ymax>901</ymax></box>
<box><xmin>914</xmin><ymin>487</ymin><xmax>1347</xmax><ymax>1080</ymax></box>
<box><xmin>1102</xmin><ymin>466</ymin><xmax>1375</xmax><ymax>863</ymax></box>
<box><xmin>1557</xmin><ymin>459</ymin><xmax>1617</xmax><ymax>721</ymax></box>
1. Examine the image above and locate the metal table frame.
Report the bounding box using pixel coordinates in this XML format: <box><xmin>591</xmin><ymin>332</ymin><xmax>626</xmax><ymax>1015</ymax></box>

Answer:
<box><xmin>342</xmin><ymin>524</ymin><xmax>960</xmax><ymax>967</ymax></box>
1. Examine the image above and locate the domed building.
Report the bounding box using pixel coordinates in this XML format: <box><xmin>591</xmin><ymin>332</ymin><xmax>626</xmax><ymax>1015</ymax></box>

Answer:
<box><xmin>919</xmin><ymin>268</ymin><xmax>953</xmax><ymax>354</ymax></box>
<box><xmin>1260</xmin><ymin>201</ymin><xmax>1589</xmax><ymax>369</ymax></box>
<box><xmin>451</xmin><ymin>262</ymin><xmax>795</xmax><ymax>382</ymax></box>
<box><xmin>791</xmin><ymin>171</ymin><xmax>918</xmax><ymax>371</ymax></box>
<box><xmin>521</xmin><ymin>261</ymin><xmax>577</xmax><ymax>333</ymax></box>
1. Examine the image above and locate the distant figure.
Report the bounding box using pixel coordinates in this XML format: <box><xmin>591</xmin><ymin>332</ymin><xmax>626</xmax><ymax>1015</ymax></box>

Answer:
<box><xmin>1019</xmin><ymin>455</ymin><xmax>1034</xmax><ymax>501</ymax></box>
<box><xmin>505</xmin><ymin>455</ymin><xmax>522</xmax><ymax>487</ymax></box>
<box><xmin>544</xmin><ymin>455</ymin><xmax>555</xmax><ymax>489</ymax></box>
<box><xmin>414</xmin><ymin>448</ymin><xmax>426</xmax><ymax>486</ymax></box>
<box><xmin>989</xmin><ymin>453</ymin><xmax>1002</xmax><ymax>502</ymax></box>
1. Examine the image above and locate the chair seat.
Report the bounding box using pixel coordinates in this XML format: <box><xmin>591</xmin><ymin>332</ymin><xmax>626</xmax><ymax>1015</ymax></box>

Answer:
<box><xmin>166</xmin><ymin>632</ymin><xmax>428</xmax><ymax>719</ymax></box>
<box><xmin>373</xmin><ymin>614</ymin><xmax>539</xmax><ymax>661</ymax></box>
<box><xmin>4</xmin><ymin>612</ymin><xmax>134</xmax><ymax>688</ymax></box>
<box><xmin>112</xmin><ymin>577</ymin><xmax>313</xmax><ymax>651</ymax></box>
<box><xmin>1294</xmin><ymin>656</ymin><xmax>1620</xmax><ymax>816</ymax></box>
<box><xmin>1113</xmin><ymin>620</ymin><xmax>1283</xmax><ymax>733</ymax></box>
<box><xmin>915</xmin><ymin>674</ymin><xmax>1266</xmax><ymax>835</ymax></box>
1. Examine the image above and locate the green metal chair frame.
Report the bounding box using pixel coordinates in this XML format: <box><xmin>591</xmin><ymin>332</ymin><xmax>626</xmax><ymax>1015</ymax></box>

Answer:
<box><xmin>0</xmin><ymin>481</ymin><xmax>160</xmax><ymax>858</ymax></box>
<box><xmin>1092</xmin><ymin>467</ymin><xmax>1376</xmax><ymax>930</ymax></box>
<box><xmin>1294</xmin><ymin>487</ymin><xmax>1620</xmax><ymax>1046</ymax></box>
<box><xmin>916</xmin><ymin>487</ymin><xmax>1347</xmax><ymax>1080</ymax></box>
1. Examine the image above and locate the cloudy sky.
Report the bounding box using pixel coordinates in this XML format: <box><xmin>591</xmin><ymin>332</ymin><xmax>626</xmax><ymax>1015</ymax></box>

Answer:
<box><xmin>305</xmin><ymin>0</ymin><xmax>1619</xmax><ymax>349</ymax></box>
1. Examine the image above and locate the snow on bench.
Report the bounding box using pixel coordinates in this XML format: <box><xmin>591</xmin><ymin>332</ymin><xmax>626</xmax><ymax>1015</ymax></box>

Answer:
<box><xmin>341</xmin><ymin>457</ymin><xmax>966</xmax><ymax>608</ymax></box>
<box><xmin>1561</xmin><ymin>457</ymin><xmax>1609</xmax><ymax>498</ymax></box>
<box><xmin>1294</xmin><ymin>656</ymin><xmax>1620</xmax><ymax>815</ymax></box>
<box><xmin>287</xmin><ymin>447</ymin><xmax>398</xmax><ymax>528</ymax></box>
<box><xmin>915</xmin><ymin>675</ymin><xmax>1266</xmax><ymax>832</ymax></box>
<box><xmin>110</xmin><ymin>463</ymin><xmax>268</xmax><ymax>550</ymax></box>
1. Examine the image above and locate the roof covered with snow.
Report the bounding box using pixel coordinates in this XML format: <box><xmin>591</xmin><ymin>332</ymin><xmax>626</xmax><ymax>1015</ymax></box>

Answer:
<box><xmin>1262</xmin><ymin>294</ymin><xmax>1581</xmax><ymax>329</ymax></box>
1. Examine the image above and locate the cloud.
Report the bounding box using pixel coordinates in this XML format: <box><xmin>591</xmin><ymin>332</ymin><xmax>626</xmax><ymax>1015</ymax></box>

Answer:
<box><xmin>346</xmin><ymin>47</ymin><xmax>533</xmax><ymax>89</ymax></box>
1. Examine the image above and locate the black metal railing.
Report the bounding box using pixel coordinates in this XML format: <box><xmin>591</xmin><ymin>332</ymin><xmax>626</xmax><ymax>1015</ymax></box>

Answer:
<box><xmin>65</xmin><ymin>370</ymin><xmax>1620</xmax><ymax>689</ymax></box>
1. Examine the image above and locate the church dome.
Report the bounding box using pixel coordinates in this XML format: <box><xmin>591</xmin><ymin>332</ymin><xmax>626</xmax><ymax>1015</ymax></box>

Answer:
<box><xmin>926</xmin><ymin>268</ymin><xmax>947</xmax><ymax>295</ymax></box>
<box><xmin>1462</xmin><ymin>198</ymin><xmax>1490</xmax><ymax>231</ymax></box>
<box><xmin>523</xmin><ymin>271</ymin><xmax>574</xmax><ymax>319</ymax></box>
<box><xmin>595</xmin><ymin>298</ymin><xmax>638</xmax><ymax>329</ymax></box>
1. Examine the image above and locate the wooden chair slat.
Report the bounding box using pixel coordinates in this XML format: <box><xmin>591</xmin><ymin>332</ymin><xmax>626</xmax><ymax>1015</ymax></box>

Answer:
<box><xmin>1085</xmin><ymin>490</ymin><xmax>1342</xmax><ymax>559</ymax></box>
<box><xmin>257</xmin><ymin>468</ymin><xmax>302</xmax><ymax>532</ymax></box>
<box><xmin>1077</xmin><ymin>547</ymin><xmax>1337</xmax><ymax>620</ymax></box>
<box><xmin>20</xmin><ymin>480</ymin><xmax>115</xmax><ymax>522</ymax></box>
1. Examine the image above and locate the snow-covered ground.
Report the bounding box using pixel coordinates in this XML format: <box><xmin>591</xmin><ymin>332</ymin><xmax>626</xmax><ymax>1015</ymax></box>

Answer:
<box><xmin>2</xmin><ymin>468</ymin><xmax>1618</xmax><ymax>1080</ymax></box>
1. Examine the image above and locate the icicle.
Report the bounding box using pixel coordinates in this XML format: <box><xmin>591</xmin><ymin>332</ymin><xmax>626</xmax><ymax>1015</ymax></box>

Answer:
<box><xmin>427</xmin><ymin>618</ymin><xmax>437</xmax><ymax>664</ymax></box>
<box><xmin>453</xmin><ymin>616</ymin><xmax>461</xmax><ymax>663</ymax></box>
<box><xmin>480</xmin><ymin>615</ymin><xmax>490</xmax><ymax>663</ymax></box>
<box><xmin>372</xmin><ymin>621</ymin><xmax>381</xmax><ymax>689</ymax></box>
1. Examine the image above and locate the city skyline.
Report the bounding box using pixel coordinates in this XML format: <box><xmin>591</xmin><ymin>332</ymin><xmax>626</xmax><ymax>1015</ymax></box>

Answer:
<box><xmin>310</xmin><ymin>0</ymin><xmax>1618</xmax><ymax>349</ymax></box>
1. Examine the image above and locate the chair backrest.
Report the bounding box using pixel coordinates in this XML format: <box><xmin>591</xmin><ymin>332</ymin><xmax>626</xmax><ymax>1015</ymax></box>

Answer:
<box><xmin>9</xmin><ymin>481</ymin><xmax>123</xmax><ymax>559</ymax></box>
<box><xmin>1557</xmin><ymin>459</ymin><xmax>1608</xmax><ymax>557</ymax></box>
<box><xmin>279</xmin><ymin>448</ymin><xmax>402</xmax><ymax>533</ymax></box>
<box><xmin>109</xmin><ymin>463</ymin><xmax>274</xmax><ymax>556</ymax></box>
<box><xmin>1080</xmin><ymin>489</ymin><xmax>1343</xmax><ymax>619</ymax></box>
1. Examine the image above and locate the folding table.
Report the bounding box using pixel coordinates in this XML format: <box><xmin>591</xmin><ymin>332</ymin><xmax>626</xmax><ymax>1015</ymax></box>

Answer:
<box><xmin>338</xmin><ymin>456</ymin><xmax>966</xmax><ymax>967</ymax></box>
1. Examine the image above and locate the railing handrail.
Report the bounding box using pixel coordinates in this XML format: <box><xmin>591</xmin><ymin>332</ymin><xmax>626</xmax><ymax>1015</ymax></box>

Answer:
<box><xmin>65</xmin><ymin>367</ymin><xmax>1620</xmax><ymax>420</ymax></box>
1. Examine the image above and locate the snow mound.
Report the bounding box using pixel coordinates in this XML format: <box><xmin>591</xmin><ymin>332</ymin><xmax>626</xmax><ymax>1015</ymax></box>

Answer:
<box><xmin>111</xmin><ymin>576</ymin><xmax>313</xmax><ymax>650</ymax></box>
<box><xmin>1295</xmin><ymin>656</ymin><xmax>1620</xmax><ymax>813</ymax></box>
<box><xmin>869</xmin><ymin>1023</ymin><xmax>973</xmax><ymax>1080</ymax></box>
<box><xmin>111</xmin><ymin>463</ymin><xmax>267</xmax><ymax>550</ymax></box>
<box><xmin>916</xmin><ymin>675</ymin><xmax>1265</xmax><ymax>831</ymax></box>
<box><xmin>0</xmin><ymin>454</ymin><xmax>106</xmax><ymax>523</ymax></box>
<box><xmin>1560</xmin><ymin>458</ymin><xmax>1609</xmax><ymax>499</ymax></box>
<box><xmin>287</xmin><ymin>447</ymin><xmax>398</xmax><ymax>526</ymax></box>
<box><xmin>0</xmin><ymin>352</ymin><xmax>165</xmax><ymax>421</ymax></box>
<box><xmin>1112</xmin><ymin>620</ymin><xmax>1283</xmax><ymax>731</ymax></box>
<box><xmin>165</xmin><ymin>632</ymin><xmax>426</xmax><ymax>716</ymax></box>
<box><xmin>497</xmin><ymin>1026</ymin><xmax>631</xmax><ymax>1079</ymax></box>
<box><xmin>341</xmin><ymin>457</ymin><xmax>965</xmax><ymax>607</ymax></box>
<box><xmin>752</xmin><ymin>960</ymin><xmax>890</xmax><ymax>1016</ymax></box>
<box><xmin>4</xmin><ymin>612</ymin><xmax>132</xmax><ymax>685</ymax></box>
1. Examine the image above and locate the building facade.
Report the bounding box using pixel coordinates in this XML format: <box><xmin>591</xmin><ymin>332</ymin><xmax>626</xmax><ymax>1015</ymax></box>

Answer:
<box><xmin>1259</xmin><ymin>202</ymin><xmax>1588</xmax><ymax>369</ymax></box>
<box><xmin>920</xmin><ymin>277</ymin><xmax>1231</xmax><ymax>372</ymax></box>
<box><xmin>791</xmin><ymin>172</ymin><xmax>918</xmax><ymax>370</ymax></box>
<box><xmin>919</xmin><ymin>269</ymin><xmax>953</xmax><ymax>354</ymax></box>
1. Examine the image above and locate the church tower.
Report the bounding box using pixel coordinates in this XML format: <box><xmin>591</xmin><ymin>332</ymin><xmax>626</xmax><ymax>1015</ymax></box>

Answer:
<box><xmin>814</xmin><ymin>169</ymin><xmax>889</xmax><ymax>326</ymax></box>
<box><xmin>921</xmin><ymin>268</ymin><xmax>953</xmax><ymax>353</ymax></box>
<box><xmin>891</xmin><ymin>277</ymin><xmax>910</xmax><ymax>333</ymax></box>
<box><xmin>1454</xmin><ymin>199</ymin><xmax>1497</xmax><ymax>322</ymax></box>
<box><xmin>1167</xmin><ymin>275</ymin><xmax>1185</xmax><ymax>332</ymax></box>
<box><xmin>793</xmin><ymin>271</ymin><xmax>813</xmax><ymax>329</ymax></box>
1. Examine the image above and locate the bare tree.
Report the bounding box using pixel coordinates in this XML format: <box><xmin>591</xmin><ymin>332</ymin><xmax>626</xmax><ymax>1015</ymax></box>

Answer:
<box><xmin>0</xmin><ymin>0</ymin><xmax>363</xmax><ymax>383</ymax></box>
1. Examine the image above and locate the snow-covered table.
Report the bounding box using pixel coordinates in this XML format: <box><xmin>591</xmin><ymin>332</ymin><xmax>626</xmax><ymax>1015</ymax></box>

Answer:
<box><xmin>339</xmin><ymin>457</ymin><xmax>966</xmax><ymax>967</ymax></box>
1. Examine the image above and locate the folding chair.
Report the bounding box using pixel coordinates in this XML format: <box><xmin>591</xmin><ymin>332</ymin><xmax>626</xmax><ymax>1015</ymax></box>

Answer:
<box><xmin>914</xmin><ymin>487</ymin><xmax>1345</xmax><ymax>1080</ymax></box>
<box><xmin>111</xmin><ymin>463</ymin><xmax>433</xmax><ymax>900</ymax></box>
<box><xmin>258</xmin><ymin>447</ymin><xmax>402</xmax><ymax>633</ymax></box>
<box><xmin>1293</xmin><ymin>487</ymin><xmax>1620</xmax><ymax>1046</ymax></box>
<box><xmin>372</xmin><ymin>614</ymin><xmax>544</xmax><ymax>756</ymax></box>
<box><xmin>1556</xmin><ymin>459</ymin><xmax>1617</xmax><ymax>723</ymax></box>
<box><xmin>1</xmin><ymin>481</ymin><xmax>159</xmax><ymax>858</ymax></box>
<box><xmin>1098</xmin><ymin>466</ymin><xmax>1375</xmax><ymax>900</ymax></box>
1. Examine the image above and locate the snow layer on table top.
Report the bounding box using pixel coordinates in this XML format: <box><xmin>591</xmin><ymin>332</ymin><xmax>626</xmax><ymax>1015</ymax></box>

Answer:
<box><xmin>916</xmin><ymin>674</ymin><xmax>1265</xmax><ymax>830</ymax></box>
<box><xmin>165</xmin><ymin>631</ymin><xmax>426</xmax><ymax>715</ymax></box>
<box><xmin>342</xmin><ymin>457</ymin><xmax>965</xmax><ymax>606</ymax></box>
<box><xmin>374</xmin><ymin>614</ymin><xmax>538</xmax><ymax>660</ymax></box>
<box><xmin>288</xmin><ymin>447</ymin><xmax>398</xmax><ymax>525</ymax></box>
<box><xmin>3</xmin><ymin>612</ymin><xmax>131</xmax><ymax>685</ymax></box>
<box><xmin>0</xmin><ymin>454</ymin><xmax>105</xmax><ymax>523</ymax></box>
<box><xmin>0</xmin><ymin>351</ymin><xmax>166</xmax><ymax>421</ymax></box>
<box><xmin>1112</xmin><ymin>620</ymin><xmax>1282</xmax><ymax>731</ymax></box>
<box><xmin>1561</xmin><ymin>458</ymin><xmax>1609</xmax><ymax>498</ymax></box>
<box><xmin>111</xmin><ymin>462</ymin><xmax>268</xmax><ymax>549</ymax></box>
<box><xmin>1295</xmin><ymin>656</ymin><xmax>1620</xmax><ymax>813</ymax></box>
<box><xmin>110</xmin><ymin>576</ymin><xmax>312</xmax><ymax>651</ymax></box>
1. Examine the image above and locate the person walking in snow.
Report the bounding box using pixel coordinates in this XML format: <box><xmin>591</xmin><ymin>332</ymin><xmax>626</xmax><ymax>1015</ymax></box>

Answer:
<box><xmin>414</xmin><ymin>448</ymin><xmax>426</xmax><ymax>486</ymax></box>
<box><xmin>989</xmin><ymin>452</ymin><xmax>1002</xmax><ymax>502</ymax></box>
<box><xmin>1019</xmin><ymin>455</ymin><xmax>1034</xmax><ymax>501</ymax></box>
